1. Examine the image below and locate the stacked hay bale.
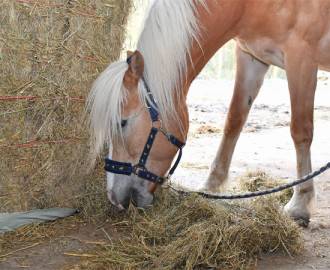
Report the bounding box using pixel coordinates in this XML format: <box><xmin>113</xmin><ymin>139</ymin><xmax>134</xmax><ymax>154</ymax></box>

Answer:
<box><xmin>0</xmin><ymin>0</ymin><xmax>132</xmax><ymax>213</ymax></box>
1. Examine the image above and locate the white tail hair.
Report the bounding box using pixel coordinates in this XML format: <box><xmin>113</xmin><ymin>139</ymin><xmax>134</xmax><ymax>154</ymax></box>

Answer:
<box><xmin>87</xmin><ymin>0</ymin><xmax>206</xmax><ymax>158</ymax></box>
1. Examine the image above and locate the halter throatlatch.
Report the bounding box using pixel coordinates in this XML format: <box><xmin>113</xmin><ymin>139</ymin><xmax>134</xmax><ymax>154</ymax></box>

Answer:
<box><xmin>104</xmin><ymin>57</ymin><xmax>185</xmax><ymax>185</ymax></box>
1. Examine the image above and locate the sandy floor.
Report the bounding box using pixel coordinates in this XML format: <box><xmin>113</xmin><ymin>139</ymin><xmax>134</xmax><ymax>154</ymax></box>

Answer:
<box><xmin>175</xmin><ymin>79</ymin><xmax>330</xmax><ymax>189</ymax></box>
<box><xmin>1</xmin><ymin>79</ymin><xmax>329</xmax><ymax>269</ymax></box>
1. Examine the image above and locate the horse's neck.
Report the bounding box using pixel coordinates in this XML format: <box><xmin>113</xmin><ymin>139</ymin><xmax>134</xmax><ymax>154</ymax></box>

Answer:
<box><xmin>169</xmin><ymin>1</ymin><xmax>244</xmax><ymax>134</ymax></box>
<box><xmin>182</xmin><ymin>0</ymin><xmax>244</xmax><ymax>94</ymax></box>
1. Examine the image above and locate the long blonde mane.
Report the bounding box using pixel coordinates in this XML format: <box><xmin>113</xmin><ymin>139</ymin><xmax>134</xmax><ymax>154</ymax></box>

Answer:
<box><xmin>87</xmin><ymin>0</ymin><xmax>206</xmax><ymax>157</ymax></box>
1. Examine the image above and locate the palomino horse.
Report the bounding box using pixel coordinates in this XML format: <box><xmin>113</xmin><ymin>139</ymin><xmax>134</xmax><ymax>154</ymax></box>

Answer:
<box><xmin>88</xmin><ymin>0</ymin><xmax>329</xmax><ymax>225</ymax></box>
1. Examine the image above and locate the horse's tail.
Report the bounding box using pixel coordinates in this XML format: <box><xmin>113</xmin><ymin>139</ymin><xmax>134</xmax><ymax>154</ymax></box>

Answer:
<box><xmin>86</xmin><ymin>60</ymin><xmax>128</xmax><ymax>162</ymax></box>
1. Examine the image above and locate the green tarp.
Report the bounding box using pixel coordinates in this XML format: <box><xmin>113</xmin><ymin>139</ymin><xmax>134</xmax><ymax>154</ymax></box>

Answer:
<box><xmin>0</xmin><ymin>208</ymin><xmax>78</xmax><ymax>234</ymax></box>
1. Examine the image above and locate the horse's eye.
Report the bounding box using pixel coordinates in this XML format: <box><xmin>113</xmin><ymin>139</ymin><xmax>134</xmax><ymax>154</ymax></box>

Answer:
<box><xmin>121</xmin><ymin>119</ymin><xmax>128</xmax><ymax>128</ymax></box>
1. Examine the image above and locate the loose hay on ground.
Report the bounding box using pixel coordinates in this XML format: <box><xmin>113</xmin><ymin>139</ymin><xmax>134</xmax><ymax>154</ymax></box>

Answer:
<box><xmin>239</xmin><ymin>171</ymin><xmax>294</xmax><ymax>204</ymax></box>
<box><xmin>72</xmin><ymin>189</ymin><xmax>302</xmax><ymax>270</ymax></box>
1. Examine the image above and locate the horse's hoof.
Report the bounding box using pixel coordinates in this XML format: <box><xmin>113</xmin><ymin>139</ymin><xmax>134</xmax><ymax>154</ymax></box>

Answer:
<box><xmin>284</xmin><ymin>208</ymin><xmax>311</xmax><ymax>227</ymax></box>
<box><xmin>284</xmin><ymin>194</ymin><xmax>314</xmax><ymax>228</ymax></box>
<box><xmin>284</xmin><ymin>206</ymin><xmax>310</xmax><ymax>227</ymax></box>
<box><xmin>293</xmin><ymin>216</ymin><xmax>310</xmax><ymax>228</ymax></box>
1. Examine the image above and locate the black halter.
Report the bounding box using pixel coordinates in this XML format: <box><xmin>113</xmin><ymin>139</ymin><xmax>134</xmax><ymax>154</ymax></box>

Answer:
<box><xmin>104</xmin><ymin>59</ymin><xmax>185</xmax><ymax>185</ymax></box>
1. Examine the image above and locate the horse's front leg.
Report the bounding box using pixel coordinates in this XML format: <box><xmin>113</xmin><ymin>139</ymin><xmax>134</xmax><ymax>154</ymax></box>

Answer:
<box><xmin>206</xmin><ymin>45</ymin><xmax>269</xmax><ymax>192</ymax></box>
<box><xmin>284</xmin><ymin>45</ymin><xmax>318</xmax><ymax>227</ymax></box>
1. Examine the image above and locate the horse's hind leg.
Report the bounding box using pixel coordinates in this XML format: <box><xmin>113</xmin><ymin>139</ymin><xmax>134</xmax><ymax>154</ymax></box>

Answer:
<box><xmin>206</xmin><ymin>45</ymin><xmax>269</xmax><ymax>191</ymax></box>
<box><xmin>284</xmin><ymin>47</ymin><xmax>318</xmax><ymax>227</ymax></box>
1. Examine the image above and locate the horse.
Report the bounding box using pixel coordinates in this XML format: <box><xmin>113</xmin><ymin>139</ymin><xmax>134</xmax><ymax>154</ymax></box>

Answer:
<box><xmin>88</xmin><ymin>0</ymin><xmax>330</xmax><ymax>225</ymax></box>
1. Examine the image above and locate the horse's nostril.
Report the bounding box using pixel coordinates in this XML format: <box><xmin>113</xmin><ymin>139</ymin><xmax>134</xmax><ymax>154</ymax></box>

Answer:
<box><xmin>131</xmin><ymin>189</ymin><xmax>139</xmax><ymax>207</ymax></box>
<box><xmin>107</xmin><ymin>190</ymin><xmax>130</xmax><ymax>210</ymax></box>
<box><xmin>131</xmin><ymin>189</ymin><xmax>154</xmax><ymax>208</ymax></box>
<box><xmin>107</xmin><ymin>190</ymin><xmax>117</xmax><ymax>205</ymax></box>
<box><xmin>121</xmin><ymin>197</ymin><xmax>130</xmax><ymax>209</ymax></box>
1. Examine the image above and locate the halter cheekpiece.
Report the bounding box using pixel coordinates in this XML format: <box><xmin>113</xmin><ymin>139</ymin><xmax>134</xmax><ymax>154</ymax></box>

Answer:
<box><xmin>104</xmin><ymin>56</ymin><xmax>185</xmax><ymax>185</ymax></box>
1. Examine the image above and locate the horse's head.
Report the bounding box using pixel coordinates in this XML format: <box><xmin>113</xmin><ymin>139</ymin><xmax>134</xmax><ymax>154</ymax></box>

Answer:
<box><xmin>90</xmin><ymin>51</ymin><xmax>187</xmax><ymax>209</ymax></box>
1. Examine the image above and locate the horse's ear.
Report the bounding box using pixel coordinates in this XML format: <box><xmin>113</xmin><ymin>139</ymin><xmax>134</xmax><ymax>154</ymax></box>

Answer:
<box><xmin>127</xmin><ymin>50</ymin><xmax>144</xmax><ymax>79</ymax></box>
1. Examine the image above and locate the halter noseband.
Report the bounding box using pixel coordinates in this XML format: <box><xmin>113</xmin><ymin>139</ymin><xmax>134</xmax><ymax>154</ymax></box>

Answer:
<box><xmin>104</xmin><ymin>57</ymin><xmax>185</xmax><ymax>185</ymax></box>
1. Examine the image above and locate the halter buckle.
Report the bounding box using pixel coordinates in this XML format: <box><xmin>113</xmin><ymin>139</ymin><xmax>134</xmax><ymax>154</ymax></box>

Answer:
<box><xmin>161</xmin><ymin>175</ymin><xmax>171</xmax><ymax>189</ymax></box>
<box><xmin>152</xmin><ymin>119</ymin><xmax>162</xmax><ymax>129</ymax></box>
<box><xmin>132</xmin><ymin>165</ymin><xmax>145</xmax><ymax>175</ymax></box>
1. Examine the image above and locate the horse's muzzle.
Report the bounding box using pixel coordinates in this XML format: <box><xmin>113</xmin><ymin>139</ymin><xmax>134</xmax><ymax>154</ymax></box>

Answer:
<box><xmin>107</xmin><ymin>187</ymin><xmax>154</xmax><ymax>210</ymax></box>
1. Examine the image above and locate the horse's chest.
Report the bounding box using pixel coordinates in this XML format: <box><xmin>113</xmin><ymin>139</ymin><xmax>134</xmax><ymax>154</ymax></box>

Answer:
<box><xmin>236</xmin><ymin>38</ymin><xmax>285</xmax><ymax>69</ymax></box>
<box><xmin>238</xmin><ymin>33</ymin><xmax>330</xmax><ymax>72</ymax></box>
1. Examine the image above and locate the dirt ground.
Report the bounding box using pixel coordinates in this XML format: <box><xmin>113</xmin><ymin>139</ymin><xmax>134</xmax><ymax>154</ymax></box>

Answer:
<box><xmin>0</xmin><ymin>78</ymin><xmax>329</xmax><ymax>269</ymax></box>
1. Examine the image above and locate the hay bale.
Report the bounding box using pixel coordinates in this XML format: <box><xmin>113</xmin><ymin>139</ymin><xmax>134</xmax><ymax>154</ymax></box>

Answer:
<box><xmin>239</xmin><ymin>171</ymin><xmax>293</xmax><ymax>204</ymax></box>
<box><xmin>75</xmin><ymin>190</ymin><xmax>302</xmax><ymax>270</ymax></box>
<box><xmin>0</xmin><ymin>0</ymin><xmax>132</xmax><ymax>213</ymax></box>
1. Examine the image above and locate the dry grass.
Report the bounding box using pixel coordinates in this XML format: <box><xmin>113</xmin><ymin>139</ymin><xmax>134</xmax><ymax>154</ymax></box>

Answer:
<box><xmin>239</xmin><ymin>171</ymin><xmax>294</xmax><ymax>204</ymax></box>
<box><xmin>68</xmin><ymin>189</ymin><xmax>302</xmax><ymax>270</ymax></box>
<box><xmin>0</xmin><ymin>0</ymin><xmax>132</xmax><ymax>213</ymax></box>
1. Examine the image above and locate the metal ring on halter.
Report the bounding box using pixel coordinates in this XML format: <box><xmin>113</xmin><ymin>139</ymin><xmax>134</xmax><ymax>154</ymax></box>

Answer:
<box><xmin>152</xmin><ymin>118</ymin><xmax>162</xmax><ymax>129</ymax></box>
